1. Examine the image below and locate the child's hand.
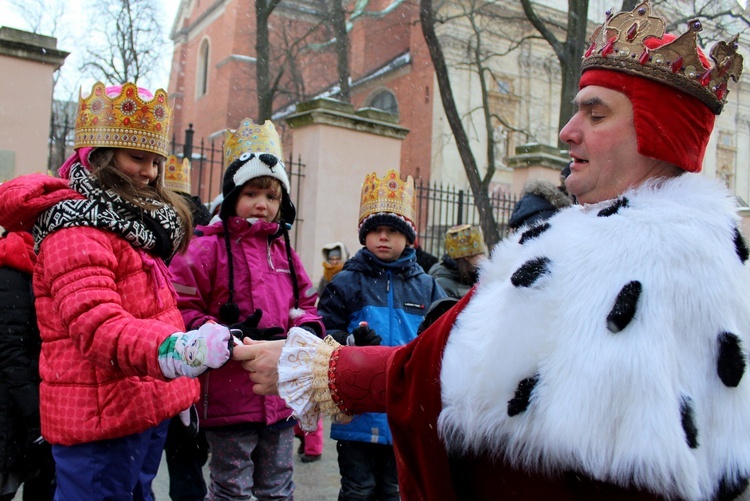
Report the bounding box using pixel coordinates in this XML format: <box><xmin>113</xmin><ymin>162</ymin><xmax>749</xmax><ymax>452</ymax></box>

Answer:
<box><xmin>229</xmin><ymin>309</ymin><xmax>286</xmax><ymax>341</ymax></box>
<box><xmin>158</xmin><ymin>323</ymin><xmax>232</xmax><ymax>379</ymax></box>
<box><xmin>351</xmin><ymin>324</ymin><xmax>382</xmax><ymax>346</ymax></box>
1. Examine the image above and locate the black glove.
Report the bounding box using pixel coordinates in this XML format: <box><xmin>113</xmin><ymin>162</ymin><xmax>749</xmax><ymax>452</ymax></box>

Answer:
<box><xmin>229</xmin><ymin>309</ymin><xmax>285</xmax><ymax>341</ymax></box>
<box><xmin>351</xmin><ymin>325</ymin><xmax>382</xmax><ymax>346</ymax></box>
<box><xmin>299</xmin><ymin>322</ymin><xmax>323</xmax><ymax>337</ymax></box>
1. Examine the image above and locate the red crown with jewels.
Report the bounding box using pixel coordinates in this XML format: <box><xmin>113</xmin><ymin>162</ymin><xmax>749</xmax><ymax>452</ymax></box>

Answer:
<box><xmin>581</xmin><ymin>1</ymin><xmax>743</xmax><ymax>114</ymax></box>
<box><xmin>74</xmin><ymin>82</ymin><xmax>172</xmax><ymax>157</ymax></box>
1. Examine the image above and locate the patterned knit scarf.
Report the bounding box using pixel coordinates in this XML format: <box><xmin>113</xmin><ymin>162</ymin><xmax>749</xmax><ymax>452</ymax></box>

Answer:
<box><xmin>34</xmin><ymin>162</ymin><xmax>185</xmax><ymax>260</ymax></box>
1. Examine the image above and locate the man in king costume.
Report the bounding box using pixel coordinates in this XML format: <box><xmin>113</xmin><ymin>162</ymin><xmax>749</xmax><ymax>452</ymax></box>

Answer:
<box><xmin>234</xmin><ymin>2</ymin><xmax>750</xmax><ymax>499</ymax></box>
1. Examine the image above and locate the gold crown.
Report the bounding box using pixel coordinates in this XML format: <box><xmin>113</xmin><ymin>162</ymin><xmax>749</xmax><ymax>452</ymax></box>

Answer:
<box><xmin>164</xmin><ymin>155</ymin><xmax>191</xmax><ymax>193</ymax></box>
<box><xmin>445</xmin><ymin>224</ymin><xmax>486</xmax><ymax>260</ymax></box>
<box><xmin>582</xmin><ymin>1</ymin><xmax>743</xmax><ymax>114</ymax></box>
<box><xmin>74</xmin><ymin>82</ymin><xmax>172</xmax><ymax>157</ymax></box>
<box><xmin>358</xmin><ymin>170</ymin><xmax>416</xmax><ymax>226</ymax></box>
<box><xmin>224</xmin><ymin>119</ymin><xmax>283</xmax><ymax>168</ymax></box>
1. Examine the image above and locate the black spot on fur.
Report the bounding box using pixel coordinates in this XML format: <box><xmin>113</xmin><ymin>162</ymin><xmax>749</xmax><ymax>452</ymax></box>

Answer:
<box><xmin>680</xmin><ymin>396</ymin><xmax>699</xmax><ymax>449</ymax></box>
<box><xmin>605</xmin><ymin>281</ymin><xmax>642</xmax><ymax>333</ymax></box>
<box><xmin>597</xmin><ymin>197</ymin><xmax>629</xmax><ymax>217</ymax></box>
<box><xmin>734</xmin><ymin>228</ymin><xmax>749</xmax><ymax>264</ymax></box>
<box><xmin>715</xmin><ymin>474</ymin><xmax>749</xmax><ymax>501</ymax></box>
<box><xmin>259</xmin><ymin>153</ymin><xmax>278</xmax><ymax>169</ymax></box>
<box><xmin>507</xmin><ymin>374</ymin><xmax>539</xmax><ymax>416</ymax></box>
<box><xmin>717</xmin><ymin>332</ymin><xmax>746</xmax><ymax>388</ymax></box>
<box><xmin>519</xmin><ymin>223</ymin><xmax>550</xmax><ymax>245</ymax></box>
<box><xmin>510</xmin><ymin>257</ymin><xmax>551</xmax><ymax>288</ymax></box>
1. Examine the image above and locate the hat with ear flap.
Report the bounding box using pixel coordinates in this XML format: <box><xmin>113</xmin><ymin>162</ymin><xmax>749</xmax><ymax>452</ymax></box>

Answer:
<box><xmin>220</xmin><ymin>118</ymin><xmax>295</xmax><ymax>225</ymax></box>
<box><xmin>218</xmin><ymin>119</ymin><xmax>301</xmax><ymax>325</ymax></box>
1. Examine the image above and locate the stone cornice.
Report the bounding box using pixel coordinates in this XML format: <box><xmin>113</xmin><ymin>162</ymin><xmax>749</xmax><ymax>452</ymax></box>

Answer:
<box><xmin>285</xmin><ymin>98</ymin><xmax>409</xmax><ymax>139</ymax></box>
<box><xmin>0</xmin><ymin>27</ymin><xmax>68</xmax><ymax>68</ymax></box>
<box><xmin>506</xmin><ymin>143</ymin><xmax>569</xmax><ymax>170</ymax></box>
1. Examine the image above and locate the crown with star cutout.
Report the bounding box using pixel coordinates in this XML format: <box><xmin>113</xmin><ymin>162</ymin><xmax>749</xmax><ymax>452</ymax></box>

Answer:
<box><xmin>164</xmin><ymin>155</ymin><xmax>191</xmax><ymax>194</ymax></box>
<box><xmin>581</xmin><ymin>1</ymin><xmax>743</xmax><ymax>114</ymax></box>
<box><xmin>74</xmin><ymin>82</ymin><xmax>172</xmax><ymax>157</ymax></box>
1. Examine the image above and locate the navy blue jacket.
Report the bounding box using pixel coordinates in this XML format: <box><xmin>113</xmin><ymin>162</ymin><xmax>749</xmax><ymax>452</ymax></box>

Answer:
<box><xmin>319</xmin><ymin>247</ymin><xmax>446</xmax><ymax>444</ymax></box>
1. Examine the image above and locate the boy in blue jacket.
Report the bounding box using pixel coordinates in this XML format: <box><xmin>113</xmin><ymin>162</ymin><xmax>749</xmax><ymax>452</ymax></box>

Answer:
<box><xmin>318</xmin><ymin>169</ymin><xmax>446</xmax><ymax>501</ymax></box>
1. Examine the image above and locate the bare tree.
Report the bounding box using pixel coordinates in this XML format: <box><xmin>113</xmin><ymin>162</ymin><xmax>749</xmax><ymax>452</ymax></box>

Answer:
<box><xmin>330</xmin><ymin>0</ymin><xmax>352</xmax><ymax>102</ymax></box>
<box><xmin>257</xmin><ymin>0</ymin><xmax>285</xmax><ymax>122</ymax></box>
<box><xmin>519</xmin><ymin>0</ymin><xmax>589</xmax><ymax>148</ymax></box>
<box><xmin>420</xmin><ymin>0</ymin><xmax>502</xmax><ymax>246</ymax></box>
<box><xmin>80</xmin><ymin>0</ymin><xmax>167</xmax><ymax>85</ymax></box>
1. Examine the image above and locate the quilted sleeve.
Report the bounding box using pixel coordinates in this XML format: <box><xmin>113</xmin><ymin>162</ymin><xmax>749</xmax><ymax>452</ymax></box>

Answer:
<box><xmin>40</xmin><ymin>227</ymin><xmax>177</xmax><ymax>378</ymax></box>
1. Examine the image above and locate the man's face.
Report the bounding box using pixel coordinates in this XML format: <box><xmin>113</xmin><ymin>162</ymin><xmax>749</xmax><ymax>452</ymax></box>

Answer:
<box><xmin>560</xmin><ymin>85</ymin><xmax>662</xmax><ymax>204</ymax></box>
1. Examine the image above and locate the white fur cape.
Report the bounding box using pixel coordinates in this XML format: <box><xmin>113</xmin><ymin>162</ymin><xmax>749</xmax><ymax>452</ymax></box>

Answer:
<box><xmin>439</xmin><ymin>174</ymin><xmax>750</xmax><ymax>500</ymax></box>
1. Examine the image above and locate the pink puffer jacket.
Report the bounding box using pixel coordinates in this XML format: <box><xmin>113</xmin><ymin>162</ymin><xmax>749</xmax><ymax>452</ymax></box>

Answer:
<box><xmin>169</xmin><ymin>217</ymin><xmax>322</xmax><ymax>427</ymax></box>
<box><xmin>0</xmin><ymin>174</ymin><xmax>199</xmax><ymax>445</ymax></box>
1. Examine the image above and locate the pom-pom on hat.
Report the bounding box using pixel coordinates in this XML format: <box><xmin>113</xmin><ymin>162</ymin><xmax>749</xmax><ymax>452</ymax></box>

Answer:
<box><xmin>164</xmin><ymin>155</ymin><xmax>191</xmax><ymax>194</ymax></box>
<box><xmin>579</xmin><ymin>1</ymin><xmax>743</xmax><ymax>172</ymax></box>
<box><xmin>358</xmin><ymin>170</ymin><xmax>417</xmax><ymax>245</ymax></box>
<box><xmin>445</xmin><ymin>224</ymin><xmax>486</xmax><ymax>260</ymax></box>
<box><xmin>220</xmin><ymin>118</ymin><xmax>294</xmax><ymax>224</ymax></box>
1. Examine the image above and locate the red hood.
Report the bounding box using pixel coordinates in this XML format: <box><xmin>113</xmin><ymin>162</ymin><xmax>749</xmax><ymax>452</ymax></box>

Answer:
<box><xmin>0</xmin><ymin>174</ymin><xmax>83</xmax><ymax>232</ymax></box>
<box><xmin>0</xmin><ymin>231</ymin><xmax>36</xmax><ymax>274</ymax></box>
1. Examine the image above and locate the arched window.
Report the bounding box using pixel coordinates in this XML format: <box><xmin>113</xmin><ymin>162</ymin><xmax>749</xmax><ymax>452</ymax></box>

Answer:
<box><xmin>197</xmin><ymin>39</ymin><xmax>210</xmax><ymax>98</ymax></box>
<box><xmin>368</xmin><ymin>89</ymin><xmax>399</xmax><ymax>115</ymax></box>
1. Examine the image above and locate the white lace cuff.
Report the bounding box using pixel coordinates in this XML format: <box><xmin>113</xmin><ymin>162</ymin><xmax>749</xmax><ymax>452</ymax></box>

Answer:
<box><xmin>278</xmin><ymin>327</ymin><xmax>353</xmax><ymax>432</ymax></box>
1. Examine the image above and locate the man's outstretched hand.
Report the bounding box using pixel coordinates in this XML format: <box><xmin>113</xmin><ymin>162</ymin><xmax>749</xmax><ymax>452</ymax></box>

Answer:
<box><xmin>231</xmin><ymin>339</ymin><xmax>285</xmax><ymax>395</ymax></box>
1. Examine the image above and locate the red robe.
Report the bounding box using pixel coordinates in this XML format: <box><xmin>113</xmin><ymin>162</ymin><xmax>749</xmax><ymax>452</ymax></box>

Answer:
<box><xmin>332</xmin><ymin>289</ymin><xmax>663</xmax><ymax>500</ymax></box>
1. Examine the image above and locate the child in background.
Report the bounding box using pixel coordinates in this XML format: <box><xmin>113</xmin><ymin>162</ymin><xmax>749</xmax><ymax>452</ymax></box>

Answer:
<box><xmin>319</xmin><ymin>170</ymin><xmax>446</xmax><ymax>500</ymax></box>
<box><xmin>0</xmin><ymin>231</ymin><xmax>54</xmax><ymax>501</ymax></box>
<box><xmin>169</xmin><ymin>118</ymin><xmax>323</xmax><ymax>501</ymax></box>
<box><xmin>429</xmin><ymin>224</ymin><xmax>487</xmax><ymax>299</ymax></box>
<box><xmin>293</xmin><ymin>242</ymin><xmax>349</xmax><ymax>464</ymax></box>
<box><xmin>163</xmin><ymin>155</ymin><xmax>211</xmax><ymax>501</ymax></box>
<box><xmin>316</xmin><ymin>242</ymin><xmax>348</xmax><ymax>296</ymax></box>
<box><xmin>0</xmin><ymin>82</ymin><xmax>231</xmax><ymax>500</ymax></box>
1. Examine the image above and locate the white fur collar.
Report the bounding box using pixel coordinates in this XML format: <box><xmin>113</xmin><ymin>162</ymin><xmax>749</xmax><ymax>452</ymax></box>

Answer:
<box><xmin>439</xmin><ymin>174</ymin><xmax>750</xmax><ymax>500</ymax></box>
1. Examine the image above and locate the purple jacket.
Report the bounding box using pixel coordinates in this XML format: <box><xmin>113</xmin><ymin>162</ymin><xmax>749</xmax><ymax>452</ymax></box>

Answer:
<box><xmin>169</xmin><ymin>217</ymin><xmax>322</xmax><ymax>427</ymax></box>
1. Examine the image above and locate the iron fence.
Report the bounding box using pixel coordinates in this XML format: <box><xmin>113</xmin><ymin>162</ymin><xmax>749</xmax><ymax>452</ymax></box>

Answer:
<box><xmin>415</xmin><ymin>180</ymin><xmax>519</xmax><ymax>258</ymax></box>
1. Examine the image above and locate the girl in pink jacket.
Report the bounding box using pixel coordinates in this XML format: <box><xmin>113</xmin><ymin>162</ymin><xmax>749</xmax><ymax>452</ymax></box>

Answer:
<box><xmin>0</xmin><ymin>83</ymin><xmax>231</xmax><ymax>500</ymax></box>
<box><xmin>169</xmin><ymin>118</ymin><xmax>323</xmax><ymax>501</ymax></box>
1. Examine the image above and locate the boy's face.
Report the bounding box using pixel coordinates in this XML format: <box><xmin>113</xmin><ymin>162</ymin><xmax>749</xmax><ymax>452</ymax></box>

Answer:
<box><xmin>365</xmin><ymin>225</ymin><xmax>407</xmax><ymax>262</ymax></box>
<box><xmin>234</xmin><ymin>182</ymin><xmax>281</xmax><ymax>222</ymax></box>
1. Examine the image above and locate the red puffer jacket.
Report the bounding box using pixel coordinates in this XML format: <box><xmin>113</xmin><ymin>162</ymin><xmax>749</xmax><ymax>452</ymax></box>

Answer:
<box><xmin>0</xmin><ymin>174</ymin><xmax>199</xmax><ymax>445</ymax></box>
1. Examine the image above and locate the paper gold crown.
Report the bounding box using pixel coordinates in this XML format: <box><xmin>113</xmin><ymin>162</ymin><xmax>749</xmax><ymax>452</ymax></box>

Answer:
<box><xmin>445</xmin><ymin>224</ymin><xmax>486</xmax><ymax>260</ymax></box>
<box><xmin>224</xmin><ymin>119</ymin><xmax>283</xmax><ymax>168</ymax></box>
<box><xmin>74</xmin><ymin>82</ymin><xmax>172</xmax><ymax>157</ymax></box>
<box><xmin>582</xmin><ymin>1</ymin><xmax>743</xmax><ymax>114</ymax></box>
<box><xmin>358</xmin><ymin>170</ymin><xmax>416</xmax><ymax>226</ymax></box>
<box><xmin>164</xmin><ymin>155</ymin><xmax>191</xmax><ymax>194</ymax></box>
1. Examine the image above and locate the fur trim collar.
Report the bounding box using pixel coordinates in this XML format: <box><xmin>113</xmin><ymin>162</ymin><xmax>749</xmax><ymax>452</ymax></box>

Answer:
<box><xmin>439</xmin><ymin>174</ymin><xmax>750</xmax><ymax>500</ymax></box>
<box><xmin>522</xmin><ymin>179</ymin><xmax>572</xmax><ymax>209</ymax></box>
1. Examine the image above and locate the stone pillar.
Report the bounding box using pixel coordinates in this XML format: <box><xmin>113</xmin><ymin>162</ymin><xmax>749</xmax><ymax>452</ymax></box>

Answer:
<box><xmin>506</xmin><ymin>143</ymin><xmax>569</xmax><ymax>194</ymax></box>
<box><xmin>0</xmin><ymin>27</ymin><xmax>68</xmax><ymax>180</ymax></box>
<box><xmin>285</xmin><ymin>98</ymin><xmax>408</xmax><ymax>283</ymax></box>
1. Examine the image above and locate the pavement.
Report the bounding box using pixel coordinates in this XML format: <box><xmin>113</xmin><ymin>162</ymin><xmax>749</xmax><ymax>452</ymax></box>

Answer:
<box><xmin>151</xmin><ymin>417</ymin><xmax>340</xmax><ymax>501</ymax></box>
